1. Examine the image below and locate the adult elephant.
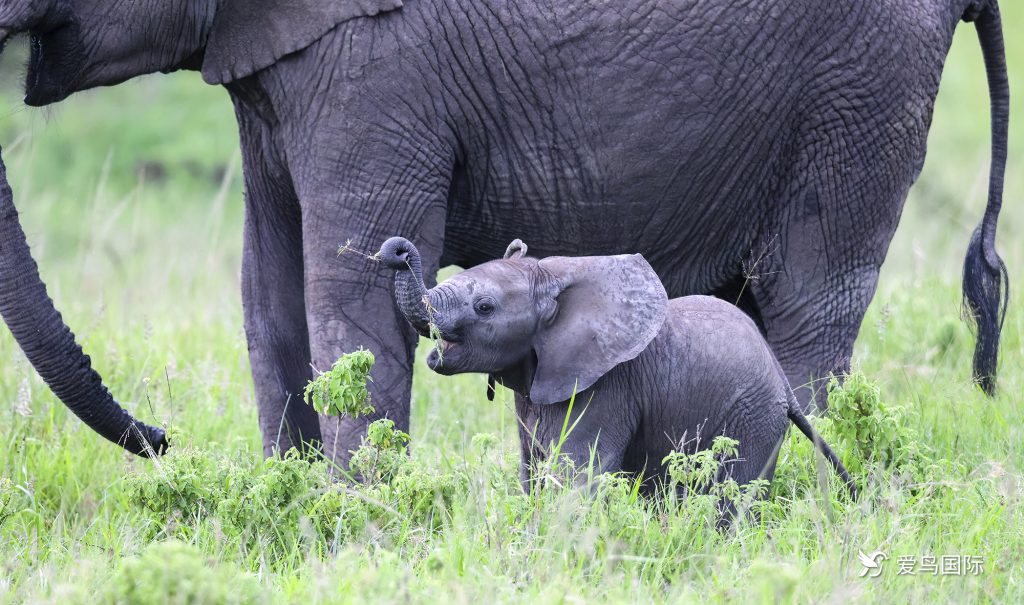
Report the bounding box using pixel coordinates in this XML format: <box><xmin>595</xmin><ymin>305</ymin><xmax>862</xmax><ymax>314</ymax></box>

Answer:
<box><xmin>0</xmin><ymin>0</ymin><xmax>1009</xmax><ymax>462</ymax></box>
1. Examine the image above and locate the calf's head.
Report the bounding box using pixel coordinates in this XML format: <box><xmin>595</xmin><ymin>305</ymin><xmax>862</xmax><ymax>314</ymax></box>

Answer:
<box><xmin>380</xmin><ymin>237</ymin><xmax>668</xmax><ymax>404</ymax></box>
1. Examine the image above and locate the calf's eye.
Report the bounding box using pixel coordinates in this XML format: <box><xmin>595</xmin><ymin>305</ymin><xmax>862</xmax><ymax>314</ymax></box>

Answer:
<box><xmin>474</xmin><ymin>298</ymin><xmax>496</xmax><ymax>316</ymax></box>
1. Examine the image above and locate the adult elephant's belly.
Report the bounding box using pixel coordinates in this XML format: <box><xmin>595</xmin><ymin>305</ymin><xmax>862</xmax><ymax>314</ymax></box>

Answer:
<box><xmin>442</xmin><ymin>88</ymin><xmax>791</xmax><ymax>299</ymax></box>
<box><xmin>440</xmin><ymin>0</ymin><xmax>802</xmax><ymax>297</ymax></box>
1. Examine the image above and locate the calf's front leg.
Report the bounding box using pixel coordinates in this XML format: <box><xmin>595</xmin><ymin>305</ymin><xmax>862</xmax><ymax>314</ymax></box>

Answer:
<box><xmin>516</xmin><ymin>391</ymin><xmax>636</xmax><ymax>492</ymax></box>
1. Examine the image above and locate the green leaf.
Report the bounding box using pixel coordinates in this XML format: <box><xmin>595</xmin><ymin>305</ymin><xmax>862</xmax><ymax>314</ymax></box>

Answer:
<box><xmin>303</xmin><ymin>349</ymin><xmax>376</xmax><ymax>418</ymax></box>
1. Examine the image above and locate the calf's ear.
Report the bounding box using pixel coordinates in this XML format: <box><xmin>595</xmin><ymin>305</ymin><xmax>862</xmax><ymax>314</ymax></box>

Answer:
<box><xmin>202</xmin><ymin>0</ymin><xmax>403</xmax><ymax>85</ymax></box>
<box><xmin>504</xmin><ymin>239</ymin><xmax>529</xmax><ymax>259</ymax></box>
<box><xmin>529</xmin><ymin>254</ymin><xmax>667</xmax><ymax>405</ymax></box>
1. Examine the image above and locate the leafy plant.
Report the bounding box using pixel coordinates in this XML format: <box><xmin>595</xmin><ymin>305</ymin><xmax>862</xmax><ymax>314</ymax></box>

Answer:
<box><xmin>125</xmin><ymin>449</ymin><xmax>233</xmax><ymax>524</ymax></box>
<box><xmin>470</xmin><ymin>432</ymin><xmax>499</xmax><ymax>455</ymax></box>
<box><xmin>102</xmin><ymin>540</ymin><xmax>270</xmax><ymax>605</ymax></box>
<box><xmin>771</xmin><ymin>372</ymin><xmax>938</xmax><ymax>505</ymax></box>
<box><xmin>663</xmin><ymin>436</ymin><xmax>741</xmax><ymax>497</ymax></box>
<box><xmin>126</xmin><ymin>449</ymin><xmax>335</xmax><ymax>560</ymax></box>
<box><xmin>125</xmin><ymin>420</ymin><xmax>465</xmax><ymax>567</ymax></box>
<box><xmin>662</xmin><ymin>436</ymin><xmax>769</xmax><ymax>523</ymax></box>
<box><xmin>303</xmin><ymin>349</ymin><xmax>375</xmax><ymax>417</ymax></box>
<box><xmin>822</xmin><ymin>371</ymin><xmax>932</xmax><ymax>476</ymax></box>
<box><xmin>213</xmin><ymin>453</ymin><xmax>326</xmax><ymax>547</ymax></box>
<box><xmin>349</xmin><ymin>419</ymin><xmax>412</xmax><ymax>483</ymax></box>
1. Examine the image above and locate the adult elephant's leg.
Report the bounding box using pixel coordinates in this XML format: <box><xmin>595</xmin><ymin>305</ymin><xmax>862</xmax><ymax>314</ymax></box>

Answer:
<box><xmin>298</xmin><ymin>168</ymin><xmax>449</xmax><ymax>467</ymax></box>
<box><xmin>747</xmin><ymin>43</ymin><xmax>943</xmax><ymax>412</ymax></box>
<box><xmin>237</xmin><ymin>111</ymin><xmax>322</xmax><ymax>456</ymax></box>
<box><xmin>751</xmin><ymin>145</ymin><xmax>922</xmax><ymax>412</ymax></box>
<box><xmin>750</xmin><ymin>251</ymin><xmax>883</xmax><ymax>412</ymax></box>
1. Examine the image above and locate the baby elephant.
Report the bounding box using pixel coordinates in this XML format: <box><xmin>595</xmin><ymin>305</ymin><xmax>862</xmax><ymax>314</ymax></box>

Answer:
<box><xmin>379</xmin><ymin>236</ymin><xmax>856</xmax><ymax>503</ymax></box>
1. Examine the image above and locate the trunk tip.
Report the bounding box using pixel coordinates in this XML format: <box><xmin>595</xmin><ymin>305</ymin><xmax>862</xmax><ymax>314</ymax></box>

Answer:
<box><xmin>379</xmin><ymin>236</ymin><xmax>419</xmax><ymax>270</ymax></box>
<box><xmin>125</xmin><ymin>423</ymin><xmax>170</xmax><ymax>458</ymax></box>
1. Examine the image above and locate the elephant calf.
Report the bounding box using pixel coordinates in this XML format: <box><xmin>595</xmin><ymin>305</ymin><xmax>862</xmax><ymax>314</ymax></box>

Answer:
<box><xmin>379</xmin><ymin>236</ymin><xmax>856</xmax><ymax>503</ymax></box>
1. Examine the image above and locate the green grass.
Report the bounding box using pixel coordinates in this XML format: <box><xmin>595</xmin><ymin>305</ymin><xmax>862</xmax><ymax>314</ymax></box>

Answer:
<box><xmin>0</xmin><ymin>8</ymin><xmax>1023</xmax><ymax>603</ymax></box>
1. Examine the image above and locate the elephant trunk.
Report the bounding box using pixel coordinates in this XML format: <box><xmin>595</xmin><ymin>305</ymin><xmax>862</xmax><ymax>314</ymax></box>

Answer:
<box><xmin>379</xmin><ymin>237</ymin><xmax>433</xmax><ymax>336</ymax></box>
<box><xmin>0</xmin><ymin>148</ymin><xmax>167</xmax><ymax>456</ymax></box>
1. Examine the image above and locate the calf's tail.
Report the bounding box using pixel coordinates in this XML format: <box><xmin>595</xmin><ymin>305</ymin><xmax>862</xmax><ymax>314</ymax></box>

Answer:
<box><xmin>788</xmin><ymin>407</ymin><xmax>858</xmax><ymax>501</ymax></box>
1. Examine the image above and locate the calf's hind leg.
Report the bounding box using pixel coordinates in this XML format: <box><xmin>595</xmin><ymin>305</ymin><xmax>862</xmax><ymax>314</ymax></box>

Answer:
<box><xmin>713</xmin><ymin>396</ymin><xmax>790</xmax><ymax>527</ymax></box>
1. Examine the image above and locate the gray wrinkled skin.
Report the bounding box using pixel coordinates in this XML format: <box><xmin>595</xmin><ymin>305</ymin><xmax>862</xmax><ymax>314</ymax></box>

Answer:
<box><xmin>0</xmin><ymin>0</ymin><xmax>1008</xmax><ymax>463</ymax></box>
<box><xmin>384</xmin><ymin>238</ymin><xmax>856</xmax><ymax>501</ymax></box>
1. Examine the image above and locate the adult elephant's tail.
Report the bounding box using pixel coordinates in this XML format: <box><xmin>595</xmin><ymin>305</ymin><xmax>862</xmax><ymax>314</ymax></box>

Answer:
<box><xmin>961</xmin><ymin>0</ymin><xmax>1010</xmax><ymax>396</ymax></box>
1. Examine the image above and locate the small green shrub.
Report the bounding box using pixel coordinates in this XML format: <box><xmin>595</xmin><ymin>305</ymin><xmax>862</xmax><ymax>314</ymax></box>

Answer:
<box><xmin>104</xmin><ymin>540</ymin><xmax>270</xmax><ymax>605</ymax></box>
<box><xmin>349</xmin><ymin>419</ymin><xmax>412</xmax><ymax>483</ymax></box>
<box><xmin>470</xmin><ymin>432</ymin><xmax>499</xmax><ymax>454</ymax></box>
<box><xmin>822</xmin><ymin>372</ymin><xmax>932</xmax><ymax>477</ymax></box>
<box><xmin>662</xmin><ymin>436</ymin><xmax>770</xmax><ymax>523</ymax></box>
<box><xmin>771</xmin><ymin>372</ymin><xmax>936</xmax><ymax>503</ymax></box>
<box><xmin>350</xmin><ymin>419</ymin><xmax>466</xmax><ymax>528</ymax></box>
<box><xmin>589</xmin><ymin>473</ymin><xmax>646</xmax><ymax>537</ymax></box>
<box><xmin>303</xmin><ymin>349</ymin><xmax>375</xmax><ymax>417</ymax></box>
<box><xmin>126</xmin><ymin>421</ymin><xmax>467</xmax><ymax>567</ymax></box>
<box><xmin>664</xmin><ymin>436</ymin><xmax>740</xmax><ymax>496</ymax></box>
<box><xmin>306</xmin><ymin>486</ymin><xmax>372</xmax><ymax>548</ymax></box>
<box><xmin>127</xmin><ymin>449</ymin><xmax>335</xmax><ymax>560</ymax></box>
<box><xmin>214</xmin><ymin>453</ymin><xmax>327</xmax><ymax>546</ymax></box>
<box><xmin>126</xmin><ymin>449</ymin><xmax>234</xmax><ymax>525</ymax></box>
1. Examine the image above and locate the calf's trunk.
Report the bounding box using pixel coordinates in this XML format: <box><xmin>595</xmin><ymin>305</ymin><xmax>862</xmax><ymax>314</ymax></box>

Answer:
<box><xmin>379</xmin><ymin>236</ymin><xmax>433</xmax><ymax>335</ymax></box>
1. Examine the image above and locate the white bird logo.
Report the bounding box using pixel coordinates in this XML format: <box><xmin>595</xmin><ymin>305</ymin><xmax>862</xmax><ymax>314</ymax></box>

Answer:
<box><xmin>858</xmin><ymin>550</ymin><xmax>888</xmax><ymax>578</ymax></box>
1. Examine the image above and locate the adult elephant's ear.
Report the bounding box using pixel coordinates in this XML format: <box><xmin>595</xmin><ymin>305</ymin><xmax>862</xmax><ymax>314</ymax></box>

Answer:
<box><xmin>529</xmin><ymin>254</ymin><xmax>667</xmax><ymax>405</ymax></box>
<box><xmin>201</xmin><ymin>0</ymin><xmax>403</xmax><ymax>85</ymax></box>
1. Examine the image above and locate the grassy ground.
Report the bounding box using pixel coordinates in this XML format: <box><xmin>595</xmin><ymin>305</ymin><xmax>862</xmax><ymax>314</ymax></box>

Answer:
<box><xmin>0</xmin><ymin>8</ymin><xmax>1022</xmax><ymax>604</ymax></box>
